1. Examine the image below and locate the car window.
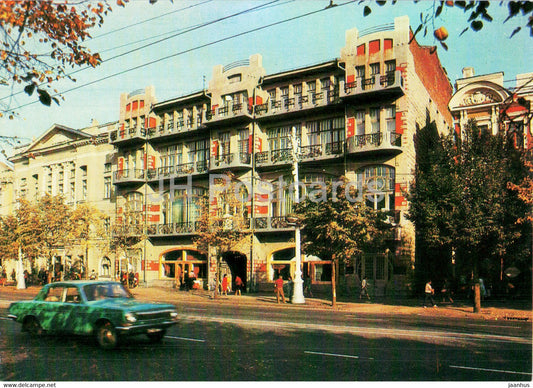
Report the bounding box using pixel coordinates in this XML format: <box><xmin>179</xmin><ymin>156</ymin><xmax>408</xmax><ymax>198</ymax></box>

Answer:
<box><xmin>44</xmin><ymin>286</ymin><xmax>64</xmax><ymax>302</ymax></box>
<box><xmin>64</xmin><ymin>287</ymin><xmax>81</xmax><ymax>303</ymax></box>
<box><xmin>83</xmin><ymin>283</ymin><xmax>133</xmax><ymax>301</ymax></box>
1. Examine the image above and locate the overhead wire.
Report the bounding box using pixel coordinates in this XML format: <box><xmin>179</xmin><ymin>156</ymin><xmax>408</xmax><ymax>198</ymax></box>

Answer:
<box><xmin>9</xmin><ymin>0</ymin><xmax>355</xmax><ymax>111</ymax></box>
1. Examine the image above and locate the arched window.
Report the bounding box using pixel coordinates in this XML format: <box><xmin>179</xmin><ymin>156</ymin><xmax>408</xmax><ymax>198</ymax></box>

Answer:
<box><xmin>100</xmin><ymin>257</ymin><xmax>111</xmax><ymax>278</ymax></box>
<box><xmin>356</xmin><ymin>165</ymin><xmax>395</xmax><ymax>210</ymax></box>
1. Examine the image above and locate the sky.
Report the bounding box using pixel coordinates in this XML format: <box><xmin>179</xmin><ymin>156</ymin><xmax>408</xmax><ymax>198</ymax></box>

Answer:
<box><xmin>0</xmin><ymin>0</ymin><xmax>531</xmax><ymax>158</ymax></box>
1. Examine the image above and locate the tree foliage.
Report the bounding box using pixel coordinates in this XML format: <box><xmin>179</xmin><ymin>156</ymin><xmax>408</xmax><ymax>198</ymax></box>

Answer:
<box><xmin>0</xmin><ymin>0</ymin><xmax>128</xmax><ymax>117</ymax></box>
<box><xmin>408</xmin><ymin>120</ymin><xmax>531</xmax><ymax>310</ymax></box>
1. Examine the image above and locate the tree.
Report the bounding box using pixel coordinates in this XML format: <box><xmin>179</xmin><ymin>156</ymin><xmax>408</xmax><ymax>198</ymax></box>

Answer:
<box><xmin>295</xmin><ymin>179</ymin><xmax>391</xmax><ymax>307</ymax></box>
<box><xmin>194</xmin><ymin>175</ymin><xmax>250</xmax><ymax>298</ymax></box>
<box><xmin>0</xmin><ymin>198</ymin><xmax>41</xmax><ymax>268</ymax></box>
<box><xmin>36</xmin><ymin>194</ymin><xmax>72</xmax><ymax>275</ymax></box>
<box><xmin>0</xmin><ymin>0</ymin><xmax>128</xmax><ymax>117</ymax></box>
<box><xmin>409</xmin><ymin>120</ymin><xmax>531</xmax><ymax>312</ymax></box>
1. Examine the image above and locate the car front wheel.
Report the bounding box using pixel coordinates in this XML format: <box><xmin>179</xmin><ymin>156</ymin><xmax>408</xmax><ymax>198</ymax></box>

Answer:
<box><xmin>96</xmin><ymin>322</ymin><xmax>118</xmax><ymax>350</ymax></box>
<box><xmin>23</xmin><ymin>317</ymin><xmax>42</xmax><ymax>336</ymax></box>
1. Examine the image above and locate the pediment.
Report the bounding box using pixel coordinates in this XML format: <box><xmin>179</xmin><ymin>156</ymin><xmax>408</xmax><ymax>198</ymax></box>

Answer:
<box><xmin>449</xmin><ymin>81</ymin><xmax>510</xmax><ymax>111</ymax></box>
<box><xmin>26</xmin><ymin>124</ymin><xmax>91</xmax><ymax>153</ymax></box>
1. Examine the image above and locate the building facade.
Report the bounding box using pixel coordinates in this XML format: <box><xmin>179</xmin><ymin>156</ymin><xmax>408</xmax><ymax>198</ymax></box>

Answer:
<box><xmin>449</xmin><ymin>67</ymin><xmax>533</xmax><ymax>149</ymax></box>
<box><xmin>7</xmin><ymin>120</ymin><xmax>117</xmax><ymax>279</ymax></box>
<box><xmin>4</xmin><ymin>16</ymin><xmax>455</xmax><ymax>295</ymax></box>
<box><xmin>108</xmin><ymin>16</ymin><xmax>453</xmax><ymax>295</ymax></box>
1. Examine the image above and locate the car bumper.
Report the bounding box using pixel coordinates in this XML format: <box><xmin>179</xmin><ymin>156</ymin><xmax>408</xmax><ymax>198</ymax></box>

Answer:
<box><xmin>115</xmin><ymin>320</ymin><xmax>178</xmax><ymax>335</ymax></box>
<box><xmin>7</xmin><ymin>314</ymin><xmax>17</xmax><ymax>320</ymax></box>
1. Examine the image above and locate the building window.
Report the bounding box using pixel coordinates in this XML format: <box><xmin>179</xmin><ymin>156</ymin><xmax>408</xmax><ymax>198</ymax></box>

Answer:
<box><xmin>370</xmin><ymin>108</ymin><xmax>380</xmax><ymax>133</ymax></box>
<box><xmin>356</xmin><ymin>65</ymin><xmax>365</xmax><ymax>80</ymax></box>
<box><xmin>104</xmin><ymin>163</ymin><xmax>112</xmax><ymax>173</ymax></box>
<box><xmin>370</xmin><ymin>63</ymin><xmax>380</xmax><ymax>76</ymax></box>
<box><xmin>104</xmin><ymin>176</ymin><xmax>112</xmax><ymax>199</ymax></box>
<box><xmin>356</xmin><ymin>165</ymin><xmax>395</xmax><ymax>210</ymax></box>
<box><xmin>385</xmin><ymin>106</ymin><xmax>396</xmax><ymax>132</ymax></box>
<box><xmin>385</xmin><ymin>60</ymin><xmax>396</xmax><ymax>74</ymax></box>
<box><xmin>356</xmin><ymin>110</ymin><xmax>366</xmax><ymax>135</ymax></box>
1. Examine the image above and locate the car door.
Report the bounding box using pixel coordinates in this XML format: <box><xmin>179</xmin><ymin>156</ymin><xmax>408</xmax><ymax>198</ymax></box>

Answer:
<box><xmin>38</xmin><ymin>285</ymin><xmax>66</xmax><ymax>332</ymax></box>
<box><xmin>59</xmin><ymin>286</ymin><xmax>91</xmax><ymax>334</ymax></box>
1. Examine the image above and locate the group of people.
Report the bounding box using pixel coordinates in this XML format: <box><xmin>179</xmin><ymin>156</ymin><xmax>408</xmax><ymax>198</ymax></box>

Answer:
<box><xmin>220</xmin><ymin>274</ymin><xmax>244</xmax><ymax>296</ymax></box>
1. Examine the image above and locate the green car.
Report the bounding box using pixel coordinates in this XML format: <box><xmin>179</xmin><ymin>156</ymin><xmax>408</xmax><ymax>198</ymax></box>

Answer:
<box><xmin>8</xmin><ymin>280</ymin><xmax>179</xmax><ymax>349</ymax></box>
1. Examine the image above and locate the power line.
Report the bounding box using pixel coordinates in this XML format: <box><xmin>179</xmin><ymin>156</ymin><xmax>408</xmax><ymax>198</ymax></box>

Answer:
<box><xmin>0</xmin><ymin>0</ymin><xmax>285</xmax><ymax>104</ymax></box>
<box><xmin>10</xmin><ymin>0</ymin><xmax>355</xmax><ymax>111</ymax></box>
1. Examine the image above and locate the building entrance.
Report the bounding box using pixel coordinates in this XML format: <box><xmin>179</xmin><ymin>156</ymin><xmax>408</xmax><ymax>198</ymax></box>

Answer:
<box><xmin>221</xmin><ymin>251</ymin><xmax>247</xmax><ymax>292</ymax></box>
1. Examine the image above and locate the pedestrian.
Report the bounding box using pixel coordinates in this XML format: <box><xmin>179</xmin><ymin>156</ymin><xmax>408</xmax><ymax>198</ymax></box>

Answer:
<box><xmin>440</xmin><ymin>278</ymin><xmax>453</xmax><ymax>303</ymax></box>
<box><xmin>274</xmin><ymin>275</ymin><xmax>286</xmax><ymax>304</ymax></box>
<box><xmin>90</xmin><ymin>269</ymin><xmax>97</xmax><ymax>280</ymax></box>
<box><xmin>303</xmin><ymin>271</ymin><xmax>313</xmax><ymax>297</ymax></box>
<box><xmin>235</xmin><ymin>275</ymin><xmax>243</xmax><ymax>296</ymax></box>
<box><xmin>424</xmin><ymin>280</ymin><xmax>437</xmax><ymax>308</ymax></box>
<box><xmin>287</xmin><ymin>276</ymin><xmax>293</xmax><ymax>301</ymax></box>
<box><xmin>221</xmin><ymin>274</ymin><xmax>229</xmax><ymax>296</ymax></box>
<box><xmin>360</xmin><ymin>276</ymin><xmax>370</xmax><ymax>300</ymax></box>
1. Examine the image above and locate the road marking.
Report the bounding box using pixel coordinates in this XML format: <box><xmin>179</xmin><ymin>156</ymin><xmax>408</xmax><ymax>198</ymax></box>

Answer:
<box><xmin>304</xmin><ymin>350</ymin><xmax>374</xmax><ymax>360</ymax></box>
<box><xmin>165</xmin><ymin>335</ymin><xmax>205</xmax><ymax>343</ymax></box>
<box><xmin>449</xmin><ymin>365</ymin><xmax>532</xmax><ymax>376</ymax></box>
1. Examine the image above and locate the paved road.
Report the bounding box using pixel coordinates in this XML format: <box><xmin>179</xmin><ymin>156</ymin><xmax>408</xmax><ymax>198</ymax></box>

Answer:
<box><xmin>1</xmin><ymin>297</ymin><xmax>531</xmax><ymax>381</ymax></box>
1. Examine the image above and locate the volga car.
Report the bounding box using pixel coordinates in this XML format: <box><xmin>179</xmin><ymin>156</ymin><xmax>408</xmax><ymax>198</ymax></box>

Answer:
<box><xmin>8</xmin><ymin>280</ymin><xmax>179</xmax><ymax>349</ymax></box>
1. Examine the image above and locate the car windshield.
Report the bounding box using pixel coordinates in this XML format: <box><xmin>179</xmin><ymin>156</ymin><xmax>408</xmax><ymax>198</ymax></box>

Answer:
<box><xmin>83</xmin><ymin>283</ymin><xmax>133</xmax><ymax>301</ymax></box>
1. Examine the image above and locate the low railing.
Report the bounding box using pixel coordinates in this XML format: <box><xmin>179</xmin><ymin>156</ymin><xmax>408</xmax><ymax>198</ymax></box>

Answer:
<box><xmin>113</xmin><ymin>169</ymin><xmax>145</xmax><ymax>183</ymax></box>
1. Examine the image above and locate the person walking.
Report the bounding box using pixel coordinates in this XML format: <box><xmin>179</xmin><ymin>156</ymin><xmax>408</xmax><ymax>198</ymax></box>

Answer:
<box><xmin>441</xmin><ymin>278</ymin><xmax>454</xmax><ymax>303</ymax></box>
<box><xmin>274</xmin><ymin>275</ymin><xmax>286</xmax><ymax>304</ymax></box>
<box><xmin>424</xmin><ymin>280</ymin><xmax>437</xmax><ymax>308</ymax></box>
<box><xmin>221</xmin><ymin>274</ymin><xmax>229</xmax><ymax>296</ymax></box>
<box><xmin>234</xmin><ymin>275</ymin><xmax>243</xmax><ymax>296</ymax></box>
<box><xmin>360</xmin><ymin>276</ymin><xmax>370</xmax><ymax>300</ymax></box>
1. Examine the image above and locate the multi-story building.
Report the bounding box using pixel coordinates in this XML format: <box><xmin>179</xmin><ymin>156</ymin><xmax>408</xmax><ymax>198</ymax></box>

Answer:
<box><xmin>109</xmin><ymin>16</ymin><xmax>453</xmax><ymax>295</ymax></box>
<box><xmin>7</xmin><ymin>120</ymin><xmax>117</xmax><ymax>278</ymax></box>
<box><xmin>449</xmin><ymin>67</ymin><xmax>533</xmax><ymax>149</ymax></box>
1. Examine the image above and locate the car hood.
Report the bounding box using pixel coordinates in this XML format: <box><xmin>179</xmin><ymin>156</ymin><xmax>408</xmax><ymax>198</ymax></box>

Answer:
<box><xmin>90</xmin><ymin>298</ymin><xmax>176</xmax><ymax>312</ymax></box>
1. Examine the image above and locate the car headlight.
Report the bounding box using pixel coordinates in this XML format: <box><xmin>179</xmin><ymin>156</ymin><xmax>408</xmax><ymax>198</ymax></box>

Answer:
<box><xmin>170</xmin><ymin>311</ymin><xmax>178</xmax><ymax>319</ymax></box>
<box><xmin>124</xmin><ymin>312</ymin><xmax>137</xmax><ymax>323</ymax></box>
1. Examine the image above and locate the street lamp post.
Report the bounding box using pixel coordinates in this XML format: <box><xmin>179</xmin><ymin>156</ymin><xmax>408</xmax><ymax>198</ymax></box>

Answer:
<box><xmin>291</xmin><ymin>126</ymin><xmax>305</xmax><ymax>304</ymax></box>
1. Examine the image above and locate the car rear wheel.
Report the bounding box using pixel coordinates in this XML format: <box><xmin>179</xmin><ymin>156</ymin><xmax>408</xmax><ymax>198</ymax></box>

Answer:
<box><xmin>146</xmin><ymin>329</ymin><xmax>166</xmax><ymax>343</ymax></box>
<box><xmin>22</xmin><ymin>317</ymin><xmax>42</xmax><ymax>336</ymax></box>
<box><xmin>96</xmin><ymin>322</ymin><xmax>118</xmax><ymax>350</ymax></box>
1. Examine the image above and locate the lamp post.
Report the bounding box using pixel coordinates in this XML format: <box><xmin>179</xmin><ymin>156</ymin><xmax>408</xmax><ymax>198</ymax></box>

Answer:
<box><xmin>290</xmin><ymin>126</ymin><xmax>305</xmax><ymax>304</ymax></box>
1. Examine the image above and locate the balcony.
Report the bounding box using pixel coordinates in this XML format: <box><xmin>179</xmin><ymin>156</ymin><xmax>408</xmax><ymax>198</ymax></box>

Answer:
<box><xmin>148</xmin><ymin>161</ymin><xmax>209</xmax><ymax>182</ymax></box>
<box><xmin>147</xmin><ymin>221</ymin><xmax>198</xmax><ymax>237</ymax></box>
<box><xmin>205</xmin><ymin>102</ymin><xmax>253</xmax><ymax>125</ymax></box>
<box><xmin>255</xmin><ymin>148</ymin><xmax>292</xmax><ymax>168</ymax></box>
<box><xmin>113</xmin><ymin>169</ymin><xmax>146</xmax><ymax>185</ymax></box>
<box><xmin>255</xmin><ymin>88</ymin><xmax>341</xmax><ymax>120</ymax></box>
<box><xmin>109</xmin><ymin>126</ymin><xmax>146</xmax><ymax>146</ymax></box>
<box><xmin>147</xmin><ymin>115</ymin><xmax>206</xmax><ymax>142</ymax></box>
<box><xmin>340</xmin><ymin>70</ymin><xmax>404</xmax><ymax>102</ymax></box>
<box><xmin>299</xmin><ymin>141</ymin><xmax>344</xmax><ymax>162</ymax></box>
<box><xmin>346</xmin><ymin>131</ymin><xmax>402</xmax><ymax>156</ymax></box>
<box><xmin>210</xmin><ymin>152</ymin><xmax>252</xmax><ymax>171</ymax></box>
<box><xmin>253</xmin><ymin>216</ymin><xmax>295</xmax><ymax>232</ymax></box>
<box><xmin>112</xmin><ymin>224</ymin><xmax>144</xmax><ymax>237</ymax></box>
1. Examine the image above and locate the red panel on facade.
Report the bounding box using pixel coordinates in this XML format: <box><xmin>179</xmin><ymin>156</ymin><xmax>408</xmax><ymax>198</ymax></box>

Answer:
<box><xmin>149</xmin><ymin>204</ymin><xmax>160</xmax><ymax>212</ymax></box>
<box><xmin>147</xmin><ymin>261</ymin><xmax>159</xmax><ymax>271</ymax></box>
<box><xmin>132</xmin><ymin>101</ymin><xmax>138</xmax><ymax>111</ymax></box>
<box><xmin>149</xmin><ymin>214</ymin><xmax>160</xmax><ymax>222</ymax></box>
<box><xmin>118</xmin><ymin>157</ymin><xmax>124</xmax><ymax>171</ymax></box>
<box><xmin>347</xmin><ymin>74</ymin><xmax>355</xmax><ymax>84</ymax></box>
<box><xmin>347</xmin><ymin>117</ymin><xmax>355</xmax><ymax>137</ymax></box>
<box><xmin>395</xmin><ymin>195</ymin><xmax>407</xmax><ymax>208</ymax></box>
<box><xmin>357</xmin><ymin>44</ymin><xmax>365</xmax><ymax>56</ymax></box>
<box><xmin>255</xmin><ymin>137</ymin><xmax>262</xmax><ymax>152</ymax></box>
<box><xmin>369</xmin><ymin>40</ymin><xmax>380</xmax><ymax>55</ymax></box>
<box><xmin>254</xmin><ymin>205</ymin><xmax>268</xmax><ymax>214</ymax></box>
<box><xmin>148</xmin><ymin>155</ymin><xmax>156</xmax><ymax>169</ymax></box>
<box><xmin>384</xmin><ymin>39</ymin><xmax>393</xmax><ymax>51</ymax></box>
<box><xmin>212</xmin><ymin>140</ymin><xmax>219</xmax><ymax>157</ymax></box>
<box><xmin>140</xmin><ymin>100</ymin><xmax>145</xmax><ymax>109</ymax></box>
<box><xmin>256</xmin><ymin>96</ymin><xmax>263</xmax><ymax>105</ymax></box>
<box><xmin>395</xmin><ymin>112</ymin><xmax>404</xmax><ymax>134</ymax></box>
<box><xmin>120</xmin><ymin>123</ymin><xmax>125</xmax><ymax>138</ymax></box>
<box><xmin>126</xmin><ymin>103</ymin><xmax>131</xmax><ymax>112</ymax></box>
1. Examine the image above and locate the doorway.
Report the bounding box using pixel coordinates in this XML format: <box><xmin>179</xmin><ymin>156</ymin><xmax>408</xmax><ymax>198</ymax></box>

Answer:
<box><xmin>221</xmin><ymin>251</ymin><xmax>247</xmax><ymax>292</ymax></box>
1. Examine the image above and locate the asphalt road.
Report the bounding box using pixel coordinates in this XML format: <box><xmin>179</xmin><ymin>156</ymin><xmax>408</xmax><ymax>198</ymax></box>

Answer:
<box><xmin>0</xmin><ymin>300</ymin><xmax>531</xmax><ymax>382</ymax></box>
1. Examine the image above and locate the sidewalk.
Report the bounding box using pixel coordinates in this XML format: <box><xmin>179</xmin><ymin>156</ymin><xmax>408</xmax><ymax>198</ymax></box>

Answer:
<box><xmin>0</xmin><ymin>285</ymin><xmax>530</xmax><ymax>322</ymax></box>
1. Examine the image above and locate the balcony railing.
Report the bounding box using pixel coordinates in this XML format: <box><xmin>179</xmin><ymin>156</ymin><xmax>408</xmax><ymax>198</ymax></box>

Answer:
<box><xmin>150</xmin><ymin>161</ymin><xmax>209</xmax><ymax>181</ymax></box>
<box><xmin>254</xmin><ymin>216</ymin><xmax>294</xmax><ymax>231</ymax></box>
<box><xmin>346</xmin><ymin>131</ymin><xmax>402</xmax><ymax>154</ymax></box>
<box><xmin>341</xmin><ymin>70</ymin><xmax>403</xmax><ymax>99</ymax></box>
<box><xmin>255</xmin><ymin>148</ymin><xmax>292</xmax><ymax>167</ymax></box>
<box><xmin>206</xmin><ymin>102</ymin><xmax>253</xmax><ymax>123</ymax></box>
<box><xmin>255</xmin><ymin>88</ymin><xmax>340</xmax><ymax>118</ymax></box>
<box><xmin>113</xmin><ymin>169</ymin><xmax>145</xmax><ymax>184</ymax></box>
<box><xmin>109</xmin><ymin>126</ymin><xmax>146</xmax><ymax>144</ymax></box>
<box><xmin>210</xmin><ymin>152</ymin><xmax>252</xmax><ymax>170</ymax></box>
<box><xmin>148</xmin><ymin>221</ymin><xmax>199</xmax><ymax>236</ymax></box>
